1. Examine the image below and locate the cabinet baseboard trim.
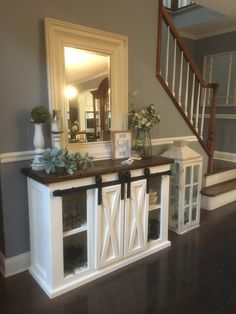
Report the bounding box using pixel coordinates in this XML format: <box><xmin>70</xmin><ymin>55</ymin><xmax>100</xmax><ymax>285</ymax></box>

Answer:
<box><xmin>0</xmin><ymin>251</ymin><xmax>30</xmax><ymax>278</ymax></box>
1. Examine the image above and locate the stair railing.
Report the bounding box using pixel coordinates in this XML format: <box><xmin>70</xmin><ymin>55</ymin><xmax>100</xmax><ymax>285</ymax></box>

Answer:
<box><xmin>156</xmin><ymin>0</ymin><xmax>218</xmax><ymax>173</ymax></box>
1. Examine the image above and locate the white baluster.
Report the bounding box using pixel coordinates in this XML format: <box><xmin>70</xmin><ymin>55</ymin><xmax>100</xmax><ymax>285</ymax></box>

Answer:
<box><xmin>178</xmin><ymin>51</ymin><xmax>183</xmax><ymax>106</ymax></box>
<box><xmin>190</xmin><ymin>73</ymin><xmax>195</xmax><ymax>124</ymax></box>
<box><xmin>172</xmin><ymin>38</ymin><xmax>177</xmax><ymax>96</ymax></box>
<box><xmin>184</xmin><ymin>62</ymin><xmax>190</xmax><ymax>115</ymax></box>
<box><xmin>207</xmin><ymin>57</ymin><xmax>213</xmax><ymax>106</ymax></box>
<box><xmin>200</xmin><ymin>88</ymin><xmax>207</xmax><ymax>139</ymax></box>
<box><xmin>226</xmin><ymin>53</ymin><xmax>233</xmax><ymax>105</ymax></box>
<box><xmin>165</xmin><ymin>26</ymin><xmax>170</xmax><ymax>86</ymax></box>
<box><xmin>195</xmin><ymin>82</ymin><xmax>201</xmax><ymax>132</ymax></box>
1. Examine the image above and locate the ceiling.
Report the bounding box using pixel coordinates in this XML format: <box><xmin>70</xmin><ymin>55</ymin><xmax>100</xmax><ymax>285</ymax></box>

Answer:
<box><xmin>179</xmin><ymin>0</ymin><xmax>236</xmax><ymax>38</ymax></box>
<box><xmin>194</xmin><ymin>0</ymin><xmax>236</xmax><ymax>17</ymax></box>
<box><xmin>64</xmin><ymin>47</ymin><xmax>109</xmax><ymax>85</ymax></box>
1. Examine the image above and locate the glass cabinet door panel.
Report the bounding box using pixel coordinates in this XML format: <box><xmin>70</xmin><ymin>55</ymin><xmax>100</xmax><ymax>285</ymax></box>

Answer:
<box><xmin>62</xmin><ymin>191</ymin><xmax>87</xmax><ymax>232</ymax></box>
<box><xmin>192</xmin><ymin>206</ymin><xmax>197</xmax><ymax>222</ymax></box>
<box><xmin>185</xmin><ymin>187</ymin><xmax>191</xmax><ymax>206</ymax></box>
<box><xmin>169</xmin><ymin>184</ymin><xmax>178</xmax><ymax>229</ymax></box>
<box><xmin>192</xmin><ymin>185</ymin><xmax>198</xmax><ymax>204</ymax></box>
<box><xmin>185</xmin><ymin>166</ymin><xmax>192</xmax><ymax>185</ymax></box>
<box><xmin>184</xmin><ymin>206</ymin><xmax>190</xmax><ymax>225</ymax></box>
<box><xmin>193</xmin><ymin>165</ymin><xmax>199</xmax><ymax>183</ymax></box>
<box><xmin>148</xmin><ymin>209</ymin><xmax>160</xmax><ymax>241</ymax></box>
<box><xmin>63</xmin><ymin>231</ymin><xmax>88</xmax><ymax>277</ymax></box>
<box><xmin>149</xmin><ymin>176</ymin><xmax>161</xmax><ymax>210</ymax></box>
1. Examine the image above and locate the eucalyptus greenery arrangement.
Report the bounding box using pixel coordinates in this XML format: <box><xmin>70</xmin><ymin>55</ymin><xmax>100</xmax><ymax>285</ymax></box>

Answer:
<box><xmin>42</xmin><ymin>147</ymin><xmax>94</xmax><ymax>175</ymax></box>
<box><xmin>31</xmin><ymin>105</ymin><xmax>50</xmax><ymax>123</ymax></box>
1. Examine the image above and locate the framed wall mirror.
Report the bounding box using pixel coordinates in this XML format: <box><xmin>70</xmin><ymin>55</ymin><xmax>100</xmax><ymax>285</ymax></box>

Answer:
<box><xmin>45</xmin><ymin>18</ymin><xmax>128</xmax><ymax>158</ymax></box>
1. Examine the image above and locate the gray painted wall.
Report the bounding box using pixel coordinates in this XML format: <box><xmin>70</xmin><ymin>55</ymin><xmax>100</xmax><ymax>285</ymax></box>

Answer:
<box><xmin>0</xmin><ymin>0</ymin><xmax>203</xmax><ymax>258</ymax></box>
<box><xmin>1</xmin><ymin>161</ymin><xmax>30</xmax><ymax>257</ymax></box>
<box><xmin>0</xmin><ymin>171</ymin><xmax>5</xmax><ymax>254</ymax></box>
<box><xmin>194</xmin><ymin>31</ymin><xmax>236</xmax><ymax>71</ymax></box>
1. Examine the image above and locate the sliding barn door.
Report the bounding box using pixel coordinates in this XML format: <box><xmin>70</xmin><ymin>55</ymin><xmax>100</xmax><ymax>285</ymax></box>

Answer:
<box><xmin>95</xmin><ymin>184</ymin><xmax>124</xmax><ymax>269</ymax></box>
<box><xmin>124</xmin><ymin>179</ymin><xmax>148</xmax><ymax>258</ymax></box>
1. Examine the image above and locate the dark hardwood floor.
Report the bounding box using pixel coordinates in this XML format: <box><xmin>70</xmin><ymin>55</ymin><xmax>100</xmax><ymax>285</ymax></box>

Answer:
<box><xmin>2</xmin><ymin>203</ymin><xmax>236</xmax><ymax>314</ymax></box>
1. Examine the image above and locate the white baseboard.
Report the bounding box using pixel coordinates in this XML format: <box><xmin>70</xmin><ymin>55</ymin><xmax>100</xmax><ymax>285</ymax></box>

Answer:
<box><xmin>214</xmin><ymin>151</ymin><xmax>236</xmax><ymax>163</ymax></box>
<box><xmin>0</xmin><ymin>251</ymin><xmax>30</xmax><ymax>278</ymax></box>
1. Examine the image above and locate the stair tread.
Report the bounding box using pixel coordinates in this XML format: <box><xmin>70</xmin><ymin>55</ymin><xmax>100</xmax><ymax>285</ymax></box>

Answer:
<box><xmin>206</xmin><ymin>159</ymin><xmax>236</xmax><ymax>176</ymax></box>
<box><xmin>201</xmin><ymin>178</ymin><xmax>236</xmax><ymax>197</ymax></box>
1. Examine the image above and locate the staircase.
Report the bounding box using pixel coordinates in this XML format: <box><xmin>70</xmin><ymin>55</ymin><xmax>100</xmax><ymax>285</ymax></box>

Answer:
<box><xmin>201</xmin><ymin>160</ymin><xmax>236</xmax><ymax>210</ymax></box>
<box><xmin>157</xmin><ymin>0</ymin><xmax>236</xmax><ymax>210</ymax></box>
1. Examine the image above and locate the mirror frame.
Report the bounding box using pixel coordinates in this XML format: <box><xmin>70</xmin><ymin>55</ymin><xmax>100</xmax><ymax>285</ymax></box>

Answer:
<box><xmin>45</xmin><ymin>17</ymin><xmax>128</xmax><ymax>158</ymax></box>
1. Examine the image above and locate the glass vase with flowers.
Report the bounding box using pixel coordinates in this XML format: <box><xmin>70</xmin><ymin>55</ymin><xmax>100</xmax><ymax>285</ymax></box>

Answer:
<box><xmin>129</xmin><ymin>104</ymin><xmax>160</xmax><ymax>158</ymax></box>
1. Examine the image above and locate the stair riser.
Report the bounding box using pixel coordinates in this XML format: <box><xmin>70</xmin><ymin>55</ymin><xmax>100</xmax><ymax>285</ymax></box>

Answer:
<box><xmin>201</xmin><ymin>189</ymin><xmax>236</xmax><ymax>211</ymax></box>
<box><xmin>205</xmin><ymin>169</ymin><xmax>236</xmax><ymax>187</ymax></box>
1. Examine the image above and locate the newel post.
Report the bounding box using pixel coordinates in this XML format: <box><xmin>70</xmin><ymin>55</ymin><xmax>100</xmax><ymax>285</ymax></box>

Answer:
<box><xmin>206</xmin><ymin>83</ymin><xmax>219</xmax><ymax>173</ymax></box>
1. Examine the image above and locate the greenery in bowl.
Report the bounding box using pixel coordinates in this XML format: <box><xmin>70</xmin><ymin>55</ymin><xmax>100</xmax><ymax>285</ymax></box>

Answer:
<box><xmin>31</xmin><ymin>105</ymin><xmax>50</xmax><ymax>123</ymax></box>
<box><xmin>42</xmin><ymin>147</ymin><xmax>94</xmax><ymax>175</ymax></box>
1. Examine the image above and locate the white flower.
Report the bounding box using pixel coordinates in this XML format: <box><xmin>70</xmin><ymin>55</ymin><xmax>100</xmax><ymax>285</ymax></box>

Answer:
<box><xmin>132</xmin><ymin>90</ymin><xmax>139</xmax><ymax>97</ymax></box>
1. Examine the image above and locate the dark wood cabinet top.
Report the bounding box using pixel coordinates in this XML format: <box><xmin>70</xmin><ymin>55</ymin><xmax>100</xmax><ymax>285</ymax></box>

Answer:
<box><xmin>21</xmin><ymin>156</ymin><xmax>173</xmax><ymax>185</ymax></box>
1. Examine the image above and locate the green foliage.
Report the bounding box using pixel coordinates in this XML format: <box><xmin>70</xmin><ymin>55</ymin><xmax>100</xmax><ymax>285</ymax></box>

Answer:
<box><xmin>42</xmin><ymin>147</ymin><xmax>94</xmax><ymax>175</ymax></box>
<box><xmin>31</xmin><ymin>105</ymin><xmax>50</xmax><ymax>123</ymax></box>
<box><xmin>131</xmin><ymin>138</ymin><xmax>144</xmax><ymax>151</ymax></box>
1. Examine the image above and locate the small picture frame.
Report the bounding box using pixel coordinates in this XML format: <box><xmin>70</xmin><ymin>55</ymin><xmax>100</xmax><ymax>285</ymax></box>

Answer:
<box><xmin>112</xmin><ymin>131</ymin><xmax>132</xmax><ymax>159</ymax></box>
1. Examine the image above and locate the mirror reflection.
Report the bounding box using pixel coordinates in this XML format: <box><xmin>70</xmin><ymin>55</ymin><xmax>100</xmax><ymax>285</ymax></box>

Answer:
<box><xmin>64</xmin><ymin>47</ymin><xmax>111</xmax><ymax>143</ymax></box>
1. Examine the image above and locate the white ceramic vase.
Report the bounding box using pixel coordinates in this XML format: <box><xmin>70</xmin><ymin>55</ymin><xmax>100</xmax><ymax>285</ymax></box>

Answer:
<box><xmin>32</xmin><ymin>123</ymin><xmax>45</xmax><ymax>171</ymax></box>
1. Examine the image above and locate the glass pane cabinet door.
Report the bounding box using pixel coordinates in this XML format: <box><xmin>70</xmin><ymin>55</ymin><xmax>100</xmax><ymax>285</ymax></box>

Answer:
<box><xmin>183</xmin><ymin>164</ymin><xmax>200</xmax><ymax>228</ymax></box>
<box><xmin>62</xmin><ymin>191</ymin><xmax>88</xmax><ymax>277</ymax></box>
<box><xmin>148</xmin><ymin>176</ymin><xmax>162</xmax><ymax>243</ymax></box>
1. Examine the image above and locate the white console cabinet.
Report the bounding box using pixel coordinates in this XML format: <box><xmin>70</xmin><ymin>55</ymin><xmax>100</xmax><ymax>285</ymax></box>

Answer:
<box><xmin>22</xmin><ymin>156</ymin><xmax>173</xmax><ymax>298</ymax></box>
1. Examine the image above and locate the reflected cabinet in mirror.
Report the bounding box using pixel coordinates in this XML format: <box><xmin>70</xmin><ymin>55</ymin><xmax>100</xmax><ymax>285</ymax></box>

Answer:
<box><xmin>45</xmin><ymin>18</ymin><xmax>128</xmax><ymax>157</ymax></box>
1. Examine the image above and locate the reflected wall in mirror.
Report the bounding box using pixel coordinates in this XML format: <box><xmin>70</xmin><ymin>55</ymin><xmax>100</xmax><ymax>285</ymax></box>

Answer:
<box><xmin>45</xmin><ymin>18</ymin><xmax>128</xmax><ymax>158</ymax></box>
<box><xmin>64</xmin><ymin>47</ymin><xmax>111</xmax><ymax>143</ymax></box>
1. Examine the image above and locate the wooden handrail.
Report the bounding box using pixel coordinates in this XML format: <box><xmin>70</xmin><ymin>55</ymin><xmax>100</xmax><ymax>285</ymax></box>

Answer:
<box><xmin>157</xmin><ymin>0</ymin><xmax>218</xmax><ymax>173</ymax></box>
